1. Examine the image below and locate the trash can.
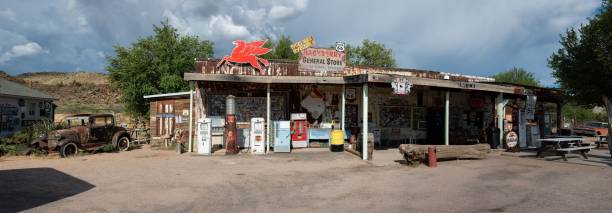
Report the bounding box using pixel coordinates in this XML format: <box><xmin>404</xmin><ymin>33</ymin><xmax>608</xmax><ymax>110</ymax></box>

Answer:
<box><xmin>492</xmin><ymin>128</ymin><xmax>500</xmax><ymax>149</ymax></box>
<box><xmin>330</xmin><ymin>129</ymin><xmax>344</xmax><ymax>152</ymax></box>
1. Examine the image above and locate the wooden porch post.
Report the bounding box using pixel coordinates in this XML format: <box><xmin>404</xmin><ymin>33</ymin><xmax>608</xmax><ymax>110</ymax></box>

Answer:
<box><xmin>444</xmin><ymin>90</ymin><xmax>450</xmax><ymax>146</ymax></box>
<box><xmin>362</xmin><ymin>83</ymin><xmax>369</xmax><ymax>160</ymax></box>
<box><xmin>266</xmin><ymin>83</ymin><xmax>271</xmax><ymax>154</ymax></box>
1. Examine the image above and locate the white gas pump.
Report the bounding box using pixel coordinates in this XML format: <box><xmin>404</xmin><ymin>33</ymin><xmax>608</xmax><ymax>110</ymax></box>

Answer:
<box><xmin>197</xmin><ymin>118</ymin><xmax>212</xmax><ymax>155</ymax></box>
<box><xmin>250</xmin><ymin>117</ymin><xmax>265</xmax><ymax>154</ymax></box>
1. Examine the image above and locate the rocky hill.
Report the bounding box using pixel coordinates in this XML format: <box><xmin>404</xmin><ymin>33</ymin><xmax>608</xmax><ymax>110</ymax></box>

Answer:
<box><xmin>1</xmin><ymin>71</ymin><xmax>123</xmax><ymax>114</ymax></box>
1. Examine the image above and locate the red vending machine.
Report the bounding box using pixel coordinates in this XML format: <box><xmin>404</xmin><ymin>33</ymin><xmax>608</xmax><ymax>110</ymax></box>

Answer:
<box><xmin>291</xmin><ymin>113</ymin><xmax>308</xmax><ymax>148</ymax></box>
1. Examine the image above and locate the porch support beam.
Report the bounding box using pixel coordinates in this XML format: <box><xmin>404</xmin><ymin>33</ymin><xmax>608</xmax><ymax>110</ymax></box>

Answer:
<box><xmin>444</xmin><ymin>90</ymin><xmax>450</xmax><ymax>146</ymax></box>
<box><xmin>266</xmin><ymin>83</ymin><xmax>271</xmax><ymax>154</ymax></box>
<box><xmin>362</xmin><ymin>83</ymin><xmax>369</xmax><ymax>160</ymax></box>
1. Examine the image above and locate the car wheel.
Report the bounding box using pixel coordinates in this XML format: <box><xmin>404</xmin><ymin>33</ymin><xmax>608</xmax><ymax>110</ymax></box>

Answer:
<box><xmin>60</xmin><ymin>142</ymin><xmax>78</xmax><ymax>158</ymax></box>
<box><xmin>117</xmin><ymin>136</ymin><xmax>130</xmax><ymax>151</ymax></box>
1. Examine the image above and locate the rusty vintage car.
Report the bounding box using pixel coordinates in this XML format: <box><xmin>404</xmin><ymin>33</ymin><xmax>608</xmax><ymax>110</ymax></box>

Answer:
<box><xmin>573</xmin><ymin>121</ymin><xmax>609</xmax><ymax>136</ymax></box>
<box><xmin>33</xmin><ymin>114</ymin><xmax>131</xmax><ymax>157</ymax></box>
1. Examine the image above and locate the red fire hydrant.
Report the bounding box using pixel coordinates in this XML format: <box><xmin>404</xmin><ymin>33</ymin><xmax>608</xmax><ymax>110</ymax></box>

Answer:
<box><xmin>428</xmin><ymin>146</ymin><xmax>437</xmax><ymax>168</ymax></box>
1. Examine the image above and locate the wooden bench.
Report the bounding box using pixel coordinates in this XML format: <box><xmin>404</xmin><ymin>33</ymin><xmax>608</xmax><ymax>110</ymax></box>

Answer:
<box><xmin>555</xmin><ymin>146</ymin><xmax>594</xmax><ymax>161</ymax></box>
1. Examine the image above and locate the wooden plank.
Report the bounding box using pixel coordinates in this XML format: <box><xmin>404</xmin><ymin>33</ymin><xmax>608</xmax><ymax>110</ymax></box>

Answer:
<box><xmin>184</xmin><ymin>73</ymin><xmax>346</xmax><ymax>84</ymax></box>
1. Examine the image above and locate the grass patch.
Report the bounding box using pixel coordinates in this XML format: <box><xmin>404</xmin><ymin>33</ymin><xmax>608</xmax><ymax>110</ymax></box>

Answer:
<box><xmin>56</xmin><ymin>103</ymin><xmax>125</xmax><ymax>114</ymax></box>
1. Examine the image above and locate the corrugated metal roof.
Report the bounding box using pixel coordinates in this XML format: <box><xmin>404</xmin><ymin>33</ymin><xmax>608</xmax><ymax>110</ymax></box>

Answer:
<box><xmin>0</xmin><ymin>78</ymin><xmax>56</xmax><ymax>100</ymax></box>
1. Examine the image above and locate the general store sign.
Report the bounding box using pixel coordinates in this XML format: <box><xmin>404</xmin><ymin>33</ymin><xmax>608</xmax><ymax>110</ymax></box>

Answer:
<box><xmin>298</xmin><ymin>48</ymin><xmax>346</xmax><ymax>73</ymax></box>
<box><xmin>291</xmin><ymin>36</ymin><xmax>315</xmax><ymax>53</ymax></box>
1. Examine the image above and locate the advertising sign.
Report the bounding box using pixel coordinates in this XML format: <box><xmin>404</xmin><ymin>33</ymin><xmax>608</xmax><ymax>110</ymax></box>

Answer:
<box><xmin>298</xmin><ymin>48</ymin><xmax>346</xmax><ymax>73</ymax></box>
<box><xmin>391</xmin><ymin>77</ymin><xmax>412</xmax><ymax>95</ymax></box>
<box><xmin>505</xmin><ymin>131</ymin><xmax>518</xmax><ymax>148</ymax></box>
<box><xmin>291</xmin><ymin>36</ymin><xmax>315</xmax><ymax>53</ymax></box>
<box><xmin>525</xmin><ymin>94</ymin><xmax>537</xmax><ymax>120</ymax></box>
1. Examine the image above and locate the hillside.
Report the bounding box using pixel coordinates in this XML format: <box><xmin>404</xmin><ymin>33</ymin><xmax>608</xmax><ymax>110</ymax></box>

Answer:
<box><xmin>1</xmin><ymin>71</ymin><xmax>123</xmax><ymax>114</ymax></box>
<box><xmin>17</xmin><ymin>71</ymin><xmax>110</xmax><ymax>85</ymax></box>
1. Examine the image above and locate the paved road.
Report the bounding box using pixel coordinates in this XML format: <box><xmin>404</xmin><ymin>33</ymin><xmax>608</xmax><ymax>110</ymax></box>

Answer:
<box><xmin>1</xmin><ymin>148</ymin><xmax>611</xmax><ymax>213</ymax></box>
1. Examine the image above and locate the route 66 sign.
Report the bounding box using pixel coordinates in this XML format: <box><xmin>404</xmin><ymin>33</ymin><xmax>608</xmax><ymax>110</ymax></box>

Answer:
<box><xmin>335</xmin><ymin>42</ymin><xmax>345</xmax><ymax>52</ymax></box>
<box><xmin>391</xmin><ymin>78</ymin><xmax>412</xmax><ymax>95</ymax></box>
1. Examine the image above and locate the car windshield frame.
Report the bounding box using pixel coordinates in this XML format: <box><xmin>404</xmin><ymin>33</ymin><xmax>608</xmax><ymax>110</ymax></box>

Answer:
<box><xmin>65</xmin><ymin>116</ymin><xmax>90</xmax><ymax>128</ymax></box>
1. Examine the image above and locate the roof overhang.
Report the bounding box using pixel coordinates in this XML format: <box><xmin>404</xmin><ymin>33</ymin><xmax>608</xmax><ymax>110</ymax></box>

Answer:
<box><xmin>143</xmin><ymin>91</ymin><xmax>193</xmax><ymax>99</ymax></box>
<box><xmin>185</xmin><ymin>73</ymin><xmax>520</xmax><ymax>94</ymax></box>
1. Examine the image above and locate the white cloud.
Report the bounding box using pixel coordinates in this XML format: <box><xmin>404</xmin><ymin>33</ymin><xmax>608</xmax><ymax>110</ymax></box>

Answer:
<box><xmin>268</xmin><ymin>0</ymin><xmax>307</xmax><ymax>21</ymax></box>
<box><xmin>208</xmin><ymin>15</ymin><xmax>252</xmax><ymax>39</ymax></box>
<box><xmin>0</xmin><ymin>42</ymin><xmax>45</xmax><ymax>64</ymax></box>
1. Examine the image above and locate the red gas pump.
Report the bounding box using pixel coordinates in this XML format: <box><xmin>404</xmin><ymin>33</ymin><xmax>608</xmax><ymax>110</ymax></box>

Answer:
<box><xmin>225</xmin><ymin>95</ymin><xmax>239</xmax><ymax>154</ymax></box>
<box><xmin>290</xmin><ymin>113</ymin><xmax>308</xmax><ymax>148</ymax></box>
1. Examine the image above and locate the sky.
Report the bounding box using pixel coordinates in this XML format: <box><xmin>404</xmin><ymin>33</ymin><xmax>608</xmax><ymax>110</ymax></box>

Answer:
<box><xmin>0</xmin><ymin>0</ymin><xmax>602</xmax><ymax>86</ymax></box>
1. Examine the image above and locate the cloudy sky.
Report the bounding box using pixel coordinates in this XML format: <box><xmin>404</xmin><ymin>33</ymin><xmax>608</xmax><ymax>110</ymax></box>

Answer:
<box><xmin>0</xmin><ymin>0</ymin><xmax>602</xmax><ymax>85</ymax></box>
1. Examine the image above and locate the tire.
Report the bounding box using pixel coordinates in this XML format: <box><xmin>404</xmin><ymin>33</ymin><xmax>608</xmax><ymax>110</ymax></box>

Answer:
<box><xmin>117</xmin><ymin>136</ymin><xmax>130</xmax><ymax>151</ymax></box>
<box><xmin>60</xmin><ymin>142</ymin><xmax>78</xmax><ymax>158</ymax></box>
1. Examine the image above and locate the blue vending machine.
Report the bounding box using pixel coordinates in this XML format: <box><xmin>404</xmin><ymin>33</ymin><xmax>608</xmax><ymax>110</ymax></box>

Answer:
<box><xmin>274</xmin><ymin>121</ymin><xmax>291</xmax><ymax>153</ymax></box>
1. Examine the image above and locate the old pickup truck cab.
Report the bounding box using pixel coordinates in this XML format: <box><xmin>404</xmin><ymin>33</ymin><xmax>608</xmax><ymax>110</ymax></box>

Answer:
<box><xmin>34</xmin><ymin>114</ymin><xmax>131</xmax><ymax>157</ymax></box>
<box><xmin>573</xmin><ymin>121</ymin><xmax>609</xmax><ymax>137</ymax></box>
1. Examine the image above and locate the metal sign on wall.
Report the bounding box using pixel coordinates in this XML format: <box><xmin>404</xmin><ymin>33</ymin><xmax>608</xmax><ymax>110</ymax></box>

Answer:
<box><xmin>525</xmin><ymin>94</ymin><xmax>537</xmax><ymax>120</ymax></box>
<box><xmin>391</xmin><ymin>77</ymin><xmax>412</xmax><ymax>95</ymax></box>
<box><xmin>291</xmin><ymin>36</ymin><xmax>315</xmax><ymax>53</ymax></box>
<box><xmin>298</xmin><ymin>48</ymin><xmax>346</xmax><ymax>74</ymax></box>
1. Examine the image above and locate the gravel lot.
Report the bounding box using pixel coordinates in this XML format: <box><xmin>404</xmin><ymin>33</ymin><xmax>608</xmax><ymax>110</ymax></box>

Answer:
<box><xmin>1</xmin><ymin>147</ymin><xmax>611</xmax><ymax>213</ymax></box>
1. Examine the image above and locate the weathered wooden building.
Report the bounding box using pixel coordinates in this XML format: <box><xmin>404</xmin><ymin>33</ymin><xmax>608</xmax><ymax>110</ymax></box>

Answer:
<box><xmin>144</xmin><ymin>92</ymin><xmax>194</xmax><ymax>143</ymax></box>
<box><xmin>183</xmin><ymin>59</ymin><xmax>563</xmax><ymax>159</ymax></box>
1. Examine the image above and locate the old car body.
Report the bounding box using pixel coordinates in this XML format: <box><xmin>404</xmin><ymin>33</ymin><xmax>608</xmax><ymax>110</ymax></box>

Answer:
<box><xmin>573</xmin><ymin>121</ymin><xmax>609</xmax><ymax>136</ymax></box>
<box><xmin>33</xmin><ymin>114</ymin><xmax>131</xmax><ymax>157</ymax></box>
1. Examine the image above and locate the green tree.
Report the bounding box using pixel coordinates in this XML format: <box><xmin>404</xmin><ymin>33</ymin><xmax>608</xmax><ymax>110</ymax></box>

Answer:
<box><xmin>492</xmin><ymin>67</ymin><xmax>540</xmax><ymax>87</ymax></box>
<box><xmin>346</xmin><ymin>39</ymin><xmax>396</xmax><ymax>68</ymax></box>
<box><xmin>261</xmin><ymin>35</ymin><xmax>298</xmax><ymax>60</ymax></box>
<box><xmin>548</xmin><ymin>0</ymin><xmax>612</xmax><ymax>156</ymax></box>
<box><xmin>106</xmin><ymin>20</ymin><xmax>214</xmax><ymax>116</ymax></box>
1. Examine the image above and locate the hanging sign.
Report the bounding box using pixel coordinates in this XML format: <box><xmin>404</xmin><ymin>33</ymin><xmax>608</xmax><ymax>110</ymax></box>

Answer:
<box><xmin>391</xmin><ymin>78</ymin><xmax>412</xmax><ymax>95</ymax></box>
<box><xmin>291</xmin><ymin>36</ymin><xmax>315</xmax><ymax>53</ymax></box>
<box><xmin>217</xmin><ymin>40</ymin><xmax>271</xmax><ymax>75</ymax></box>
<box><xmin>298</xmin><ymin>48</ymin><xmax>346</xmax><ymax>74</ymax></box>
<box><xmin>525</xmin><ymin>94</ymin><xmax>537</xmax><ymax>120</ymax></box>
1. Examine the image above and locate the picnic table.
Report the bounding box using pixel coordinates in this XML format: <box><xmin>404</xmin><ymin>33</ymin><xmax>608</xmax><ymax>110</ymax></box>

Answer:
<box><xmin>536</xmin><ymin>137</ymin><xmax>594</xmax><ymax>161</ymax></box>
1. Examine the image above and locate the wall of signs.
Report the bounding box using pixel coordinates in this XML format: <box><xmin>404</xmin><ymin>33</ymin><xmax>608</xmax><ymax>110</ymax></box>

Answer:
<box><xmin>208</xmin><ymin>94</ymin><xmax>287</xmax><ymax>122</ymax></box>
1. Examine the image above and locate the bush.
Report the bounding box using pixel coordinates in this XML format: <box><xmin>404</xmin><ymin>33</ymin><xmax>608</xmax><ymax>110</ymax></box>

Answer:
<box><xmin>0</xmin><ymin>144</ymin><xmax>17</xmax><ymax>156</ymax></box>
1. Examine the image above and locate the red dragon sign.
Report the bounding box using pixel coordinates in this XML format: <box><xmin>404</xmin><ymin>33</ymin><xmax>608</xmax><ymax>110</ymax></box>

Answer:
<box><xmin>217</xmin><ymin>40</ymin><xmax>271</xmax><ymax>74</ymax></box>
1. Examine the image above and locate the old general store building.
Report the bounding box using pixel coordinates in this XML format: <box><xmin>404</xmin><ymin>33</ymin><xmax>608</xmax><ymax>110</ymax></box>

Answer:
<box><xmin>182</xmin><ymin>53</ymin><xmax>563</xmax><ymax>160</ymax></box>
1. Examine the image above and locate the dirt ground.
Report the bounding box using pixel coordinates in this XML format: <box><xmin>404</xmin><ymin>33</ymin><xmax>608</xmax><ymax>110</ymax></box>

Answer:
<box><xmin>1</xmin><ymin>147</ymin><xmax>612</xmax><ymax>213</ymax></box>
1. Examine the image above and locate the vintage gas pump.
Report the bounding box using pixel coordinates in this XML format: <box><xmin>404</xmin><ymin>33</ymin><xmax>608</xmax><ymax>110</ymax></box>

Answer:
<box><xmin>250</xmin><ymin>117</ymin><xmax>265</xmax><ymax>154</ymax></box>
<box><xmin>197</xmin><ymin>118</ymin><xmax>212</xmax><ymax>155</ymax></box>
<box><xmin>290</xmin><ymin>113</ymin><xmax>308</xmax><ymax>148</ymax></box>
<box><xmin>274</xmin><ymin>121</ymin><xmax>291</xmax><ymax>152</ymax></box>
<box><xmin>225</xmin><ymin>95</ymin><xmax>239</xmax><ymax>154</ymax></box>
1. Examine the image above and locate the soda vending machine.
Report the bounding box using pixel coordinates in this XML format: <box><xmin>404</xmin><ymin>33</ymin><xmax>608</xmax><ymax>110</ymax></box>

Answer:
<box><xmin>274</xmin><ymin>121</ymin><xmax>291</xmax><ymax>153</ymax></box>
<box><xmin>290</xmin><ymin>113</ymin><xmax>308</xmax><ymax>148</ymax></box>
<box><xmin>197</xmin><ymin>118</ymin><xmax>212</xmax><ymax>155</ymax></box>
<box><xmin>250</xmin><ymin>117</ymin><xmax>265</xmax><ymax>154</ymax></box>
